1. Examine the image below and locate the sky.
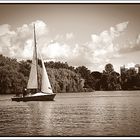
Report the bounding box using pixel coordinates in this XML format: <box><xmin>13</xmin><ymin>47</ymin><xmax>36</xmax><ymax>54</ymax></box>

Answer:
<box><xmin>0</xmin><ymin>4</ymin><xmax>140</xmax><ymax>72</ymax></box>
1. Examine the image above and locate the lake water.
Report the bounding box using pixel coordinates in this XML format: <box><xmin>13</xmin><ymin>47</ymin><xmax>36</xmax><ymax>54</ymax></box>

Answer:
<box><xmin>0</xmin><ymin>91</ymin><xmax>140</xmax><ymax>136</ymax></box>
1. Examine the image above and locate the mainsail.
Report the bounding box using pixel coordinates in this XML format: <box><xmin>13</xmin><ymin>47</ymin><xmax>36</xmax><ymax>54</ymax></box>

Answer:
<box><xmin>27</xmin><ymin>25</ymin><xmax>38</xmax><ymax>89</ymax></box>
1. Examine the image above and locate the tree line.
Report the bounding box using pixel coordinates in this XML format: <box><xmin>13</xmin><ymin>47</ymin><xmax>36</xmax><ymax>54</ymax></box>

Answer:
<box><xmin>0</xmin><ymin>54</ymin><xmax>140</xmax><ymax>94</ymax></box>
<box><xmin>0</xmin><ymin>54</ymin><xmax>84</xmax><ymax>94</ymax></box>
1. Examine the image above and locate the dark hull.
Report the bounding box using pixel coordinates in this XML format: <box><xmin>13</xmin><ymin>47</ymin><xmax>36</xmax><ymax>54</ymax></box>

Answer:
<box><xmin>12</xmin><ymin>94</ymin><xmax>56</xmax><ymax>102</ymax></box>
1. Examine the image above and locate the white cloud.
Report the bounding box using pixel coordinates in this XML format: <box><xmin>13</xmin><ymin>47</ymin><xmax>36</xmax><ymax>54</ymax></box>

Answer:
<box><xmin>81</xmin><ymin>21</ymin><xmax>129</xmax><ymax>71</ymax></box>
<box><xmin>66</xmin><ymin>32</ymin><xmax>74</xmax><ymax>40</ymax></box>
<box><xmin>0</xmin><ymin>24</ymin><xmax>15</xmax><ymax>36</ymax></box>
<box><xmin>0</xmin><ymin>20</ymin><xmax>48</xmax><ymax>59</ymax></box>
<box><xmin>0</xmin><ymin>20</ymin><xmax>129</xmax><ymax>72</ymax></box>
<box><xmin>41</xmin><ymin>42</ymin><xmax>70</xmax><ymax>60</ymax></box>
<box><xmin>55</xmin><ymin>34</ymin><xmax>64</xmax><ymax>41</ymax></box>
<box><xmin>116</xmin><ymin>21</ymin><xmax>129</xmax><ymax>32</ymax></box>
<box><xmin>55</xmin><ymin>32</ymin><xmax>74</xmax><ymax>42</ymax></box>
<box><xmin>69</xmin><ymin>44</ymin><xmax>92</xmax><ymax>66</ymax></box>
<box><xmin>119</xmin><ymin>33</ymin><xmax>140</xmax><ymax>54</ymax></box>
<box><xmin>22</xmin><ymin>39</ymin><xmax>33</xmax><ymax>58</ymax></box>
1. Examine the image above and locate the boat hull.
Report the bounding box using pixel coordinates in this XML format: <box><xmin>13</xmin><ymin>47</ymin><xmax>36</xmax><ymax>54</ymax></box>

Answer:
<box><xmin>12</xmin><ymin>94</ymin><xmax>56</xmax><ymax>102</ymax></box>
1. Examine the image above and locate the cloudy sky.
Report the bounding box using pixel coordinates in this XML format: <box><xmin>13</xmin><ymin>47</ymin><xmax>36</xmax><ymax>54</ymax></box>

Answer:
<box><xmin>0</xmin><ymin>4</ymin><xmax>140</xmax><ymax>72</ymax></box>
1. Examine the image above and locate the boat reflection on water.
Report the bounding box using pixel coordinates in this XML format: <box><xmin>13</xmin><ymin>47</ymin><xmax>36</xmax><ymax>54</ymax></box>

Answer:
<box><xmin>19</xmin><ymin>101</ymin><xmax>54</xmax><ymax>136</ymax></box>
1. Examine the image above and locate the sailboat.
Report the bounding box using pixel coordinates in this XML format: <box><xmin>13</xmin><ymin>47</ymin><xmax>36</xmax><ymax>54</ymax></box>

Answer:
<box><xmin>12</xmin><ymin>25</ymin><xmax>56</xmax><ymax>101</ymax></box>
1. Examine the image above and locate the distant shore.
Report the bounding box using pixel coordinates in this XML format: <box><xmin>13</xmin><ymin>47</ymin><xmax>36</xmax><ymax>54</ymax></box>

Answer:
<box><xmin>1</xmin><ymin>54</ymin><xmax>140</xmax><ymax>94</ymax></box>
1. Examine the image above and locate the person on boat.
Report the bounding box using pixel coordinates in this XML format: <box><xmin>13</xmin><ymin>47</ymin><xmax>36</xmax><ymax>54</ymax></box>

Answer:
<box><xmin>23</xmin><ymin>88</ymin><xmax>27</xmax><ymax>97</ymax></box>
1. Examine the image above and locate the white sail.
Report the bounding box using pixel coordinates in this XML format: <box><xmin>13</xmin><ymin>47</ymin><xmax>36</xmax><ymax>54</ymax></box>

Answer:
<box><xmin>27</xmin><ymin>45</ymin><xmax>38</xmax><ymax>89</ymax></box>
<box><xmin>41</xmin><ymin>55</ymin><xmax>53</xmax><ymax>94</ymax></box>
<box><xmin>27</xmin><ymin>25</ymin><xmax>38</xmax><ymax>89</ymax></box>
<box><xmin>27</xmin><ymin>24</ymin><xmax>53</xmax><ymax>94</ymax></box>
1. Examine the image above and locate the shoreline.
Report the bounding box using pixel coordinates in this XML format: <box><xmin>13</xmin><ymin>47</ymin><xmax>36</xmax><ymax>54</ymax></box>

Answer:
<box><xmin>1</xmin><ymin>89</ymin><xmax>140</xmax><ymax>95</ymax></box>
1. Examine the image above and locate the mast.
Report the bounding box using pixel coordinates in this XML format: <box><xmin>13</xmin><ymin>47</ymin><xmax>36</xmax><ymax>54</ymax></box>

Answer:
<box><xmin>33</xmin><ymin>24</ymin><xmax>40</xmax><ymax>92</ymax></box>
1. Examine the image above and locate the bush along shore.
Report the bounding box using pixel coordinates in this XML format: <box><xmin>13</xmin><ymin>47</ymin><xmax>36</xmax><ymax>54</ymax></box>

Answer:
<box><xmin>0</xmin><ymin>54</ymin><xmax>140</xmax><ymax>94</ymax></box>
